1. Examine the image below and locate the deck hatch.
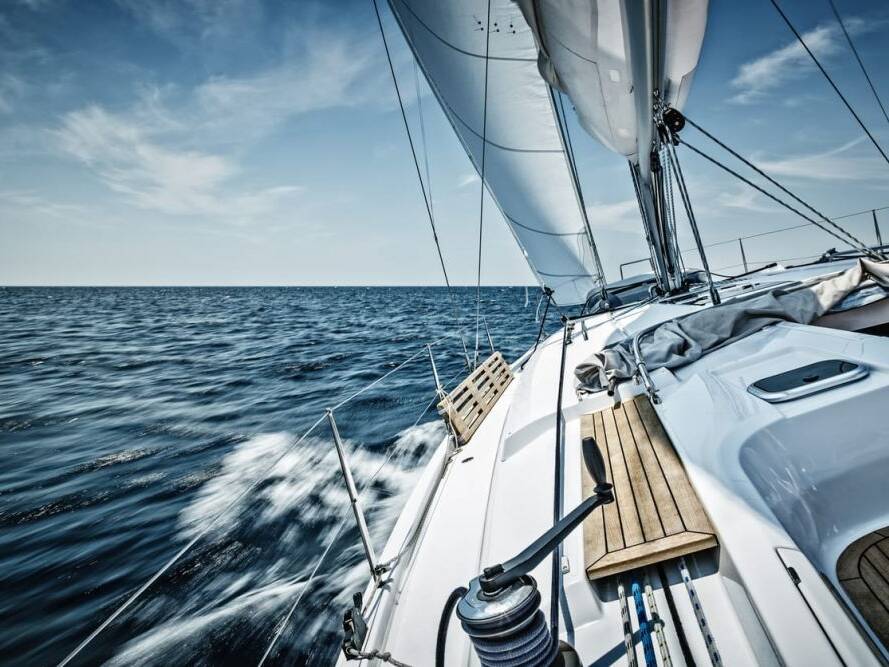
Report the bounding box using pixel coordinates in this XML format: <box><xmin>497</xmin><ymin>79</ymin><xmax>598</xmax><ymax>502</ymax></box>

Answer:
<box><xmin>747</xmin><ymin>359</ymin><xmax>868</xmax><ymax>403</ymax></box>
<box><xmin>581</xmin><ymin>396</ymin><xmax>718</xmax><ymax>580</ymax></box>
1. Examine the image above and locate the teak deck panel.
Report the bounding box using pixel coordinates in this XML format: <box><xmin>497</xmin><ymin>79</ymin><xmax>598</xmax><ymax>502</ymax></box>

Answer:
<box><xmin>581</xmin><ymin>396</ymin><xmax>718</xmax><ymax>580</ymax></box>
<box><xmin>837</xmin><ymin>527</ymin><xmax>889</xmax><ymax>649</ymax></box>
<box><xmin>437</xmin><ymin>351</ymin><xmax>513</xmax><ymax>445</ymax></box>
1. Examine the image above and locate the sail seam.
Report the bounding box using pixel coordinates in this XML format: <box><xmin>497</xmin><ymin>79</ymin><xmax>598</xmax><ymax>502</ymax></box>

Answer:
<box><xmin>438</xmin><ymin>94</ymin><xmax>564</xmax><ymax>153</ymax></box>
<box><xmin>506</xmin><ymin>214</ymin><xmax>586</xmax><ymax>237</ymax></box>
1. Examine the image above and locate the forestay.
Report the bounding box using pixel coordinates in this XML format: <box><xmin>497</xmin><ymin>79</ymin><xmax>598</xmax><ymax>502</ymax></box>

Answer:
<box><xmin>388</xmin><ymin>0</ymin><xmax>604</xmax><ymax>306</ymax></box>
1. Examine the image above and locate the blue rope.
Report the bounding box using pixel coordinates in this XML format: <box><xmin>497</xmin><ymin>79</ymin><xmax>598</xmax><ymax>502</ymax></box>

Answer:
<box><xmin>632</xmin><ymin>581</ymin><xmax>657</xmax><ymax>667</ymax></box>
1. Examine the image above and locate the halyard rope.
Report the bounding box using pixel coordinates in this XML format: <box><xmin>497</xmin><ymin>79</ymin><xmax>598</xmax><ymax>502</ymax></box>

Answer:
<box><xmin>473</xmin><ymin>0</ymin><xmax>494</xmax><ymax>368</ymax></box>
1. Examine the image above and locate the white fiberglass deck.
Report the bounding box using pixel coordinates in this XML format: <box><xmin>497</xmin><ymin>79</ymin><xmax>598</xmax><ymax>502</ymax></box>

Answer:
<box><xmin>342</xmin><ymin>260</ymin><xmax>888</xmax><ymax>666</ymax></box>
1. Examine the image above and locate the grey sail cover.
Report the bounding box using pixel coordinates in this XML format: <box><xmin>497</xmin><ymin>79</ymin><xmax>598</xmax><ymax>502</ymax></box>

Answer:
<box><xmin>388</xmin><ymin>0</ymin><xmax>603</xmax><ymax>306</ymax></box>
<box><xmin>575</xmin><ymin>260</ymin><xmax>889</xmax><ymax>393</ymax></box>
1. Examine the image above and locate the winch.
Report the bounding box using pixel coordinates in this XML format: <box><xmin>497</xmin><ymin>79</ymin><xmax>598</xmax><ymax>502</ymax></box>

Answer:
<box><xmin>437</xmin><ymin>436</ymin><xmax>615</xmax><ymax>666</ymax></box>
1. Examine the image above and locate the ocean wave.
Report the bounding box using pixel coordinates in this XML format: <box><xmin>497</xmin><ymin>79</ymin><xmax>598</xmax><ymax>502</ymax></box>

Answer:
<box><xmin>108</xmin><ymin>420</ymin><xmax>445</xmax><ymax>664</ymax></box>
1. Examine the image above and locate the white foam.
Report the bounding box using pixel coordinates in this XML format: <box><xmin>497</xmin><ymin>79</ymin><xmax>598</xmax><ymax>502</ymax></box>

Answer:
<box><xmin>113</xmin><ymin>420</ymin><xmax>445</xmax><ymax>662</ymax></box>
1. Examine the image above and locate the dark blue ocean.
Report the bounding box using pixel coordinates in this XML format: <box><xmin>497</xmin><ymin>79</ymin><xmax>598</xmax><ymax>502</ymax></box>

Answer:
<box><xmin>0</xmin><ymin>286</ymin><xmax>557</xmax><ymax>666</ymax></box>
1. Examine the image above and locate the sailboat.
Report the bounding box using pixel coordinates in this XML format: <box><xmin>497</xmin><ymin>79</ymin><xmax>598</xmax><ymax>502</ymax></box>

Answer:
<box><xmin>323</xmin><ymin>1</ymin><xmax>889</xmax><ymax>665</ymax></box>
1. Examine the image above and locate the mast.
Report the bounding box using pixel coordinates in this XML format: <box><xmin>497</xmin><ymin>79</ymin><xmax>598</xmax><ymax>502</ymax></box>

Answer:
<box><xmin>626</xmin><ymin>0</ymin><xmax>685</xmax><ymax>293</ymax></box>
<box><xmin>517</xmin><ymin>0</ymin><xmax>708</xmax><ymax>293</ymax></box>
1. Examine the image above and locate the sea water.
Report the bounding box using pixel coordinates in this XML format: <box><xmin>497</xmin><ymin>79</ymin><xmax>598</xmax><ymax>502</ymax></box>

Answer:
<box><xmin>0</xmin><ymin>286</ymin><xmax>557</xmax><ymax>665</ymax></box>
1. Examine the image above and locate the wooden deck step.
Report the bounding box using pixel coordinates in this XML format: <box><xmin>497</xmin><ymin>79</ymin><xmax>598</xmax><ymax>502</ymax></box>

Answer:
<box><xmin>581</xmin><ymin>396</ymin><xmax>718</xmax><ymax>580</ymax></box>
<box><xmin>438</xmin><ymin>351</ymin><xmax>513</xmax><ymax>445</ymax></box>
<box><xmin>837</xmin><ymin>527</ymin><xmax>889</xmax><ymax>649</ymax></box>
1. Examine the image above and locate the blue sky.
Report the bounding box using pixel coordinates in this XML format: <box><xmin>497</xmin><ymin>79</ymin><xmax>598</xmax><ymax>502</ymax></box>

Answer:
<box><xmin>1</xmin><ymin>0</ymin><xmax>888</xmax><ymax>285</ymax></box>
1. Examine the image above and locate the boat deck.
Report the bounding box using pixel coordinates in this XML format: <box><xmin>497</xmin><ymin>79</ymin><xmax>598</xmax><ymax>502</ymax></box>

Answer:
<box><xmin>838</xmin><ymin>527</ymin><xmax>889</xmax><ymax>650</ymax></box>
<box><xmin>581</xmin><ymin>396</ymin><xmax>718</xmax><ymax>579</ymax></box>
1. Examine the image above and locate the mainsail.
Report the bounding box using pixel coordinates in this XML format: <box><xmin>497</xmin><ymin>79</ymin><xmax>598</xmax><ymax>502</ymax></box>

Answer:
<box><xmin>387</xmin><ymin>0</ymin><xmax>606</xmax><ymax>306</ymax></box>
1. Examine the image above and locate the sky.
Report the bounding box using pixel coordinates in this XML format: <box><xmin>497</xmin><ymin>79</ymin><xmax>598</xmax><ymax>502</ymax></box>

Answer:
<box><xmin>1</xmin><ymin>0</ymin><xmax>888</xmax><ymax>286</ymax></box>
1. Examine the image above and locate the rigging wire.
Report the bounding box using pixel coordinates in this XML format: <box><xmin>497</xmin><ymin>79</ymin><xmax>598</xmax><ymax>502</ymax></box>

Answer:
<box><xmin>371</xmin><ymin>0</ymin><xmax>472</xmax><ymax>369</ymax></box>
<box><xmin>554</xmin><ymin>90</ymin><xmax>607</xmax><ymax>288</ymax></box>
<box><xmin>680</xmin><ymin>114</ymin><xmax>885</xmax><ymax>260</ymax></box>
<box><xmin>768</xmin><ymin>0</ymin><xmax>889</xmax><ymax>168</ymax></box>
<box><xmin>826</xmin><ymin>0</ymin><xmax>889</xmax><ymax>130</ymax></box>
<box><xmin>473</xmin><ymin>0</ymin><xmax>494</xmax><ymax>368</ymax></box>
<box><xmin>413</xmin><ymin>60</ymin><xmax>436</xmax><ymax>226</ymax></box>
<box><xmin>679</xmin><ymin>136</ymin><xmax>884</xmax><ymax>260</ymax></box>
<box><xmin>675</xmin><ymin>203</ymin><xmax>889</xmax><ymax>254</ymax></box>
<box><xmin>58</xmin><ymin>330</ymin><xmax>470</xmax><ymax>667</ymax></box>
<box><xmin>257</xmin><ymin>367</ymin><xmax>462</xmax><ymax>666</ymax></box>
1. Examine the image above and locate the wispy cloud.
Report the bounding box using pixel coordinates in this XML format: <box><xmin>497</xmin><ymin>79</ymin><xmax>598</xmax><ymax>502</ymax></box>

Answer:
<box><xmin>115</xmin><ymin>0</ymin><xmax>263</xmax><ymax>51</ymax></box>
<box><xmin>753</xmin><ymin>137</ymin><xmax>887</xmax><ymax>181</ymax></box>
<box><xmin>456</xmin><ymin>172</ymin><xmax>480</xmax><ymax>189</ymax></box>
<box><xmin>715</xmin><ymin>187</ymin><xmax>776</xmax><ymax>213</ymax></box>
<box><xmin>0</xmin><ymin>188</ymin><xmax>90</xmax><ymax>218</ymax></box>
<box><xmin>48</xmin><ymin>12</ymin><xmax>395</xmax><ymax>223</ymax></box>
<box><xmin>729</xmin><ymin>19</ymin><xmax>866</xmax><ymax>105</ymax></box>
<box><xmin>194</xmin><ymin>29</ymin><xmax>385</xmax><ymax>143</ymax></box>
<box><xmin>585</xmin><ymin>199</ymin><xmax>639</xmax><ymax>230</ymax></box>
<box><xmin>0</xmin><ymin>73</ymin><xmax>26</xmax><ymax>113</ymax></box>
<box><xmin>55</xmin><ymin>106</ymin><xmax>302</xmax><ymax>221</ymax></box>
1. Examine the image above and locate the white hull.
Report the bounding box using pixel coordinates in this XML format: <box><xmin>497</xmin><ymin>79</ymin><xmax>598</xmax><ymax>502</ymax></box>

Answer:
<box><xmin>340</xmin><ymin>259</ymin><xmax>889</xmax><ymax>666</ymax></box>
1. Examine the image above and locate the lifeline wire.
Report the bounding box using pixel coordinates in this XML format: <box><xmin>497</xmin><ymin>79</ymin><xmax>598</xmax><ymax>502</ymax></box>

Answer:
<box><xmin>674</xmin><ymin>203</ymin><xmax>889</xmax><ymax>256</ymax></box>
<box><xmin>57</xmin><ymin>412</ymin><xmax>329</xmax><ymax>667</ymax></box>
<box><xmin>682</xmin><ymin>114</ymin><xmax>884</xmax><ymax>259</ymax></box>
<box><xmin>371</xmin><ymin>0</ymin><xmax>472</xmax><ymax>368</ymax></box>
<box><xmin>474</xmin><ymin>0</ymin><xmax>494</xmax><ymax>368</ymax></box>
<box><xmin>329</xmin><ymin>329</ymin><xmax>467</xmax><ymax>411</ymax></box>
<box><xmin>769</xmin><ymin>0</ymin><xmax>889</xmax><ymax>168</ymax></box>
<box><xmin>258</xmin><ymin>367</ymin><xmax>463</xmax><ymax>665</ymax></box>
<box><xmin>60</xmin><ymin>334</ymin><xmax>465</xmax><ymax>666</ymax></box>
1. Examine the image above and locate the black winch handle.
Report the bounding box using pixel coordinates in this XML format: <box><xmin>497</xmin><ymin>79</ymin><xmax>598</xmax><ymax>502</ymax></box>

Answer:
<box><xmin>478</xmin><ymin>439</ymin><xmax>615</xmax><ymax>594</ymax></box>
<box><xmin>582</xmin><ymin>436</ymin><xmax>612</xmax><ymax>494</ymax></box>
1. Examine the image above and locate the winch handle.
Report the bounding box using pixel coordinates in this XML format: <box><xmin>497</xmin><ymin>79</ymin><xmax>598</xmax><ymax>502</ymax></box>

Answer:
<box><xmin>478</xmin><ymin>442</ymin><xmax>614</xmax><ymax>594</ymax></box>
<box><xmin>582</xmin><ymin>436</ymin><xmax>612</xmax><ymax>494</ymax></box>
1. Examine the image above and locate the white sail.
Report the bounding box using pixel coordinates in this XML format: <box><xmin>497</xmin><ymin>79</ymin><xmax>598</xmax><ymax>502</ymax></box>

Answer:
<box><xmin>516</xmin><ymin>0</ymin><xmax>709</xmax><ymax>292</ymax></box>
<box><xmin>388</xmin><ymin>0</ymin><xmax>604</xmax><ymax>306</ymax></box>
<box><xmin>517</xmin><ymin>0</ymin><xmax>709</xmax><ymax>163</ymax></box>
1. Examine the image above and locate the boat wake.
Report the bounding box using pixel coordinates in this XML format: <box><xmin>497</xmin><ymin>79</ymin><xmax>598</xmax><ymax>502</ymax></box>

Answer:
<box><xmin>107</xmin><ymin>420</ymin><xmax>445</xmax><ymax>665</ymax></box>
